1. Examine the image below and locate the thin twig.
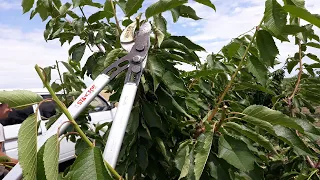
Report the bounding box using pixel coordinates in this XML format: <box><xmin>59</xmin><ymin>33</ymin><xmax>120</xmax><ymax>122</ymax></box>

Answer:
<box><xmin>79</xmin><ymin>6</ymin><xmax>105</xmax><ymax>53</ymax></box>
<box><xmin>110</xmin><ymin>0</ymin><xmax>122</xmax><ymax>34</ymax></box>
<box><xmin>289</xmin><ymin>19</ymin><xmax>303</xmax><ymax>101</ymax></box>
<box><xmin>306</xmin><ymin>156</ymin><xmax>316</xmax><ymax>168</ymax></box>
<box><xmin>214</xmin><ymin>105</ymin><xmax>228</xmax><ymax>132</ymax></box>
<box><xmin>59</xmin><ymin>132</ymin><xmax>80</xmax><ymax>144</ymax></box>
<box><xmin>207</xmin><ymin>17</ymin><xmax>264</xmax><ymax>122</ymax></box>
<box><xmin>56</xmin><ymin>60</ymin><xmax>68</xmax><ymax>105</ymax></box>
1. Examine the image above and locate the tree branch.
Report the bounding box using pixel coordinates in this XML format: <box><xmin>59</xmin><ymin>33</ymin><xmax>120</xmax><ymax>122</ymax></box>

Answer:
<box><xmin>110</xmin><ymin>0</ymin><xmax>122</xmax><ymax>34</ymax></box>
<box><xmin>289</xmin><ymin>19</ymin><xmax>303</xmax><ymax>101</ymax></box>
<box><xmin>214</xmin><ymin>105</ymin><xmax>228</xmax><ymax>132</ymax></box>
<box><xmin>207</xmin><ymin>17</ymin><xmax>264</xmax><ymax>122</ymax></box>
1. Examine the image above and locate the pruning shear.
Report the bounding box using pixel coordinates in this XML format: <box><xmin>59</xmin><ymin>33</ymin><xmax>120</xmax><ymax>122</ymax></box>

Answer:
<box><xmin>5</xmin><ymin>22</ymin><xmax>152</xmax><ymax>179</ymax></box>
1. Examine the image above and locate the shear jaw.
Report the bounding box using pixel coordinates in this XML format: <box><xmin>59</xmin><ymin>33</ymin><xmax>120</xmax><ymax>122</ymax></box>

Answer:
<box><xmin>120</xmin><ymin>22</ymin><xmax>152</xmax><ymax>53</ymax></box>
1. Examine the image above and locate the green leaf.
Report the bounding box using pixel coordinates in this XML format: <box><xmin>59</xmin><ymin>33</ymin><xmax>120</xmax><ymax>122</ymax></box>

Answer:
<box><xmin>175</xmin><ymin>140</ymin><xmax>192</xmax><ymax>179</ymax></box>
<box><xmin>104</xmin><ymin>48</ymin><xmax>127</xmax><ymax>67</ymax></box>
<box><xmin>194</xmin><ymin>0</ymin><xmax>216</xmax><ymax>11</ymax></box>
<box><xmin>126</xmin><ymin>106</ymin><xmax>140</xmax><ymax>135</ymax></box>
<box><xmin>153</xmin><ymin>14</ymin><xmax>167</xmax><ymax>33</ymax></box>
<box><xmin>264</xmin><ymin>0</ymin><xmax>287</xmax><ymax>36</ymax></box>
<box><xmin>306</xmin><ymin>42</ymin><xmax>320</xmax><ymax>49</ymax></box>
<box><xmin>207</xmin><ymin>155</ymin><xmax>232</xmax><ymax>180</ymax></box>
<box><xmin>256</xmin><ymin>30</ymin><xmax>279</xmax><ymax>67</ymax></box>
<box><xmin>162</xmin><ymin>71</ymin><xmax>187</xmax><ymax>92</ymax></box>
<box><xmin>59</xmin><ymin>2</ymin><xmax>71</xmax><ymax>16</ymax></box>
<box><xmin>170</xmin><ymin>36</ymin><xmax>205</xmax><ymax>52</ymax></box>
<box><xmin>273</xmin><ymin>125</ymin><xmax>314</xmax><ymax>156</ymax></box>
<box><xmin>142</xmin><ymin>101</ymin><xmax>163</xmax><ymax>131</ymax></box>
<box><xmin>170</xmin><ymin>8</ymin><xmax>180</xmax><ymax>22</ymax></box>
<box><xmin>44</xmin><ymin>135</ymin><xmax>59</xmax><ymax>180</ymax></box>
<box><xmin>157</xmin><ymin>87</ymin><xmax>192</xmax><ymax>119</ymax></box>
<box><xmin>71</xmin><ymin>43</ymin><xmax>86</xmax><ymax>62</ymax></box>
<box><xmin>306</xmin><ymin>53</ymin><xmax>320</xmax><ymax>63</ymax></box>
<box><xmin>53</xmin><ymin>0</ymin><xmax>62</xmax><ymax>8</ymax></box>
<box><xmin>104</xmin><ymin>0</ymin><xmax>114</xmax><ymax>18</ymax></box>
<box><xmin>153</xmin><ymin>25</ymin><xmax>165</xmax><ymax>47</ymax></box>
<box><xmin>234</xmin><ymin>82</ymin><xmax>275</xmax><ymax>95</ymax></box>
<box><xmin>137</xmin><ymin>145</ymin><xmax>148</xmax><ymax>170</ymax></box>
<box><xmin>125</xmin><ymin>0</ymin><xmax>143</xmax><ymax>17</ymax></box>
<box><xmin>224</xmin><ymin>122</ymin><xmax>277</xmax><ymax>153</ymax></box>
<box><xmin>37</xmin><ymin>144</ymin><xmax>46</xmax><ymax>180</ymax></box>
<box><xmin>88</xmin><ymin>11</ymin><xmax>107</xmax><ymax>23</ymax></box>
<box><xmin>156</xmin><ymin>137</ymin><xmax>170</xmax><ymax>162</ymax></box>
<box><xmin>146</xmin><ymin>55</ymin><xmax>164</xmax><ymax>91</ymax></box>
<box><xmin>284</xmin><ymin>5</ymin><xmax>320</xmax><ymax>28</ymax></box>
<box><xmin>175</xmin><ymin>5</ymin><xmax>202</xmax><ymax>21</ymax></box>
<box><xmin>75</xmin><ymin>139</ymin><xmax>90</xmax><ymax>156</ymax></box>
<box><xmin>145</xmin><ymin>0</ymin><xmax>187</xmax><ymax>19</ymax></box>
<box><xmin>72</xmin><ymin>0</ymin><xmax>81</xmax><ymax>8</ymax></box>
<box><xmin>0</xmin><ymin>90</ymin><xmax>42</xmax><ymax>109</ymax></box>
<box><xmin>247</xmin><ymin>56</ymin><xmax>268</xmax><ymax>86</ymax></box>
<box><xmin>287</xmin><ymin>58</ymin><xmax>299</xmax><ymax>73</ymax></box>
<box><xmin>22</xmin><ymin>0</ymin><xmax>34</xmax><ymax>13</ymax></box>
<box><xmin>65</xmin><ymin>147</ymin><xmax>112</xmax><ymax>179</ymax></box>
<box><xmin>18</xmin><ymin>114</ymin><xmax>37</xmax><ymax>180</ymax></box>
<box><xmin>218</xmin><ymin>135</ymin><xmax>256</xmax><ymax>172</ymax></box>
<box><xmin>242</xmin><ymin>105</ymin><xmax>304</xmax><ymax>132</ymax></box>
<box><xmin>194</xmin><ymin>131</ymin><xmax>214</xmax><ymax>180</ymax></box>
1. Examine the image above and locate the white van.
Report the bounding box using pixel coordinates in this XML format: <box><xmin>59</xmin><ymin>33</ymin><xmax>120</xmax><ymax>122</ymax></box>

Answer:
<box><xmin>0</xmin><ymin>88</ymin><xmax>117</xmax><ymax>167</ymax></box>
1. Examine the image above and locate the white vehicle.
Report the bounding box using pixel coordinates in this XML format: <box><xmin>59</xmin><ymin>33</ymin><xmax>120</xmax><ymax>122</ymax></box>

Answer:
<box><xmin>0</xmin><ymin>88</ymin><xmax>117</xmax><ymax>167</ymax></box>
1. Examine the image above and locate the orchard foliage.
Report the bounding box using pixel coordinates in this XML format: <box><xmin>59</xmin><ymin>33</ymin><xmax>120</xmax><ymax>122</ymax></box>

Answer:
<box><xmin>1</xmin><ymin>0</ymin><xmax>320</xmax><ymax>179</ymax></box>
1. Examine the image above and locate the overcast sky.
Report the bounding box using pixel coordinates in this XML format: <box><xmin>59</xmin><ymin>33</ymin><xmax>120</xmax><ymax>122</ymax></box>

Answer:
<box><xmin>0</xmin><ymin>0</ymin><xmax>319</xmax><ymax>89</ymax></box>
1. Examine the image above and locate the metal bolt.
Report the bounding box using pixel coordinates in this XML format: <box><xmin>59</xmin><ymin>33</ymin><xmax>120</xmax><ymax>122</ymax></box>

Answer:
<box><xmin>132</xmin><ymin>56</ymin><xmax>141</xmax><ymax>63</ymax></box>
<box><xmin>136</xmin><ymin>44</ymin><xmax>145</xmax><ymax>52</ymax></box>
<box><xmin>132</xmin><ymin>65</ymin><xmax>141</xmax><ymax>73</ymax></box>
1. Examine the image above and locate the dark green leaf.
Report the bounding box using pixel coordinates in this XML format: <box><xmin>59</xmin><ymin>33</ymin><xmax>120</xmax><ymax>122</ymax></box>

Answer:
<box><xmin>273</xmin><ymin>125</ymin><xmax>314</xmax><ymax>156</ymax></box>
<box><xmin>22</xmin><ymin>0</ymin><xmax>35</xmax><ymax>13</ymax></box>
<box><xmin>306</xmin><ymin>42</ymin><xmax>320</xmax><ymax>49</ymax></box>
<box><xmin>242</xmin><ymin>105</ymin><xmax>304</xmax><ymax>132</ymax></box>
<box><xmin>88</xmin><ymin>11</ymin><xmax>108</xmax><ymax>23</ymax></box>
<box><xmin>194</xmin><ymin>0</ymin><xmax>216</xmax><ymax>11</ymax></box>
<box><xmin>71</xmin><ymin>43</ymin><xmax>86</xmax><ymax>62</ymax></box>
<box><xmin>126</xmin><ymin>106</ymin><xmax>140</xmax><ymax>135</ymax></box>
<box><xmin>146</xmin><ymin>55</ymin><xmax>164</xmax><ymax>91</ymax></box>
<box><xmin>73</xmin><ymin>18</ymin><xmax>84</xmax><ymax>34</ymax></box>
<box><xmin>75</xmin><ymin>139</ymin><xmax>90</xmax><ymax>156</ymax></box>
<box><xmin>157</xmin><ymin>87</ymin><xmax>192</xmax><ymax>119</ymax></box>
<box><xmin>137</xmin><ymin>145</ymin><xmax>148</xmax><ymax>170</ymax></box>
<box><xmin>142</xmin><ymin>101</ymin><xmax>163</xmax><ymax>130</ymax></box>
<box><xmin>65</xmin><ymin>147</ymin><xmax>112</xmax><ymax>179</ymax></box>
<box><xmin>207</xmin><ymin>155</ymin><xmax>232</xmax><ymax>180</ymax></box>
<box><xmin>224</xmin><ymin>122</ymin><xmax>277</xmax><ymax>153</ymax></box>
<box><xmin>18</xmin><ymin>114</ymin><xmax>37</xmax><ymax>180</ymax></box>
<box><xmin>145</xmin><ymin>0</ymin><xmax>187</xmax><ymax>19</ymax></box>
<box><xmin>284</xmin><ymin>5</ymin><xmax>320</xmax><ymax>28</ymax></box>
<box><xmin>264</xmin><ymin>0</ymin><xmax>287</xmax><ymax>36</ymax></box>
<box><xmin>125</xmin><ymin>0</ymin><xmax>143</xmax><ymax>17</ymax></box>
<box><xmin>53</xmin><ymin>0</ymin><xmax>62</xmax><ymax>8</ymax></box>
<box><xmin>170</xmin><ymin>8</ymin><xmax>180</xmax><ymax>22</ymax></box>
<box><xmin>170</xmin><ymin>36</ymin><xmax>205</xmax><ymax>52</ymax></box>
<box><xmin>256</xmin><ymin>30</ymin><xmax>279</xmax><ymax>67</ymax></box>
<box><xmin>194</xmin><ymin>131</ymin><xmax>214</xmax><ymax>180</ymax></box>
<box><xmin>43</xmin><ymin>135</ymin><xmax>59</xmax><ymax>180</ymax></box>
<box><xmin>162</xmin><ymin>71</ymin><xmax>187</xmax><ymax>92</ymax></box>
<box><xmin>287</xmin><ymin>58</ymin><xmax>299</xmax><ymax>73</ymax></box>
<box><xmin>307</xmin><ymin>53</ymin><xmax>320</xmax><ymax>63</ymax></box>
<box><xmin>176</xmin><ymin>5</ymin><xmax>202</xmax><ymax>21</ymax></box>
<box><xmin>104</xmin><ymin>0</ymin><xmax>114</xmax><ymax>18</ymax></box>
<box><xmin>247</xmin><ymin>56</ymin><xmax>268</xmax><ymax>86</ymax></box>
<box><xmin>218</xmin><ymin>135</ymin><xmax>256</xmax><ymax>172</ymax></box>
